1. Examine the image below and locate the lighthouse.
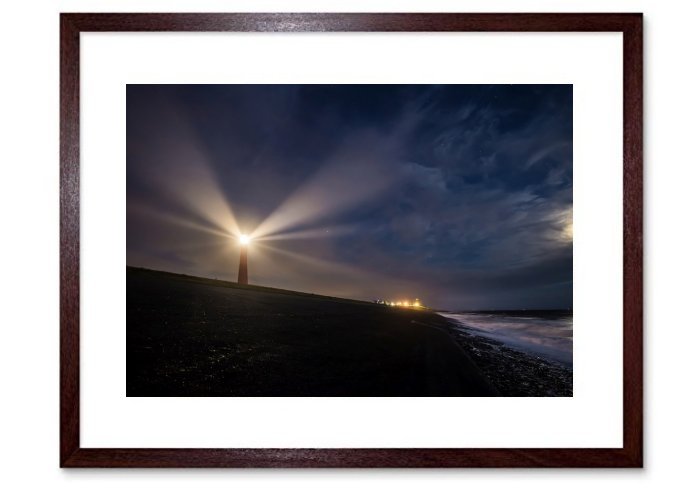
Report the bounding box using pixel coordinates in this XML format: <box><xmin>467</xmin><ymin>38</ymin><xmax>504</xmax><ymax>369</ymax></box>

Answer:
<box><xmin>237</xmin><ymin>234</ymin><xmax>250</xmax><ymax>285</ymax></box>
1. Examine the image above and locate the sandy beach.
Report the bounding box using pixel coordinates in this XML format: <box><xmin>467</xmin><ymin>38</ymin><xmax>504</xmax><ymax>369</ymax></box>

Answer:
<box><xmin>127</xmin><ymin>267</ymin><xmax>497</xmax><ymax>397</ymax></box>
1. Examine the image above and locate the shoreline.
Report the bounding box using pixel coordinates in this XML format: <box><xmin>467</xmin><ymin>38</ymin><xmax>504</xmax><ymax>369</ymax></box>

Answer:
<box><xmin>438</xmin><ymin>318</ymin><xmax>573</xmax><ymax>397</ymax></box>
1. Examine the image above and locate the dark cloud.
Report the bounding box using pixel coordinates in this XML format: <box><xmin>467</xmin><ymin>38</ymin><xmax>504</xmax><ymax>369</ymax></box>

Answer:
<box><xmin>127</xmin><ymin>85</ymin><xmax>572</xmax><ymax>310</ymax></box>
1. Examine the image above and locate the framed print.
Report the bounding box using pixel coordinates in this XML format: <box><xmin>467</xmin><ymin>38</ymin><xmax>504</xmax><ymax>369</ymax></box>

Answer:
<box><xmin>60</xmin><ymin>13</ymin><xmax>643</xmax><ymax>467</ymax></box>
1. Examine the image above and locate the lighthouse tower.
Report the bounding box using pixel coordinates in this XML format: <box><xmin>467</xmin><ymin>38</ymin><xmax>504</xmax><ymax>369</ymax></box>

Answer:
<box><xmin>237</xmin><ymin>235</ymin><xmax>250</xmax><ymax>285</ymax></box>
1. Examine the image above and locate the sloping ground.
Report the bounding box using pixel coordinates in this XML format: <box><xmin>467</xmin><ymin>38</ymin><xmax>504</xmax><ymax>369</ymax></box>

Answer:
<box><xmin>127</xmin><ymin>267</ymin><xmax>496</xmax><ymax>397</ymax></box>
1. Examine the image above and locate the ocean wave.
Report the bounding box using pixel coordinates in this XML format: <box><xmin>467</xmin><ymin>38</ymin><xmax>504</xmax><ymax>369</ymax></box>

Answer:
<box><xmin>440</xmin><ymin>311</ymin><xmax>573</xmax><ymax>366</ymax></box>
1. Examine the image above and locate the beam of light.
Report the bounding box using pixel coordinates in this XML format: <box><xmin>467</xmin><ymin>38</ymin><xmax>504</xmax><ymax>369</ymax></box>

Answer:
<box><xmin>127</xmin><ymin>235</ymin><xmax>240</xmax><ymax>280</ymax></box>
<box><xmin>127</xmin><ymin>201</ymin><xmax>234</xmax><ymax>241</ymax></box>
<box><xmin>250</xmin><ymin>136</ymin><xmax>400</xmax><ymax>240</ymax></box>
<box><xmin>253</xmin><ymin>241</ymin><xmax>407</xmax><ymax>299</ymax></box>
<box><xmin>129</xmin><ymin>99</ymin><xmax>241</xmax><ymax>239</ymax></box>
<box><xmin>146</xmin><ymin>145</ymin><xmax>241</xmax><ymax>238</ymax></box>
<box><xmin>254</xmin><ymin>224</ymin><xmax>359</xmax><ymax>243</ymax></box>
<box><xmin>256</xmin><ymin>242</ymin><xmax>365</xmax><ymax>277</ymax></box>
<box><xmin>164</xmin><ymin>158</ymin><xmax>241</xmax><ymax>238</ymax></box>
<box><xmin>143</xmin><ymin>237</ymin><xmax>234</xmax><ymax>255</ymax></box>
<box><xmin>239</xmin><ymin>234</ymin><xmax>250</xmax><ymax>245</ymax></box>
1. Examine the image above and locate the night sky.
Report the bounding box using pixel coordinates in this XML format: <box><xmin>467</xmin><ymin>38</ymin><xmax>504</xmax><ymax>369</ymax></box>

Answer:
<box><xmin>127</xmin><ymin>85</ymin><xmax>572</xmax><ymax>310</ymax></box>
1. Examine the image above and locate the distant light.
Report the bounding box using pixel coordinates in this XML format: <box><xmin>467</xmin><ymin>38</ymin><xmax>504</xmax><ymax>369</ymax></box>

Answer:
<box><xmin>239</xmin><ymin>234</ymin><xmax>250</xmax><ymax>245</ymax></box>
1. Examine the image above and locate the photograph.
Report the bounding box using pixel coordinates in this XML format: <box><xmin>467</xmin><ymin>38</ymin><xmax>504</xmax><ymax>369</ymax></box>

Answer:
<box><xmin>126</xmin><ymin>84</ymin><xmax>573</xmax><ymax>398</ymax></box>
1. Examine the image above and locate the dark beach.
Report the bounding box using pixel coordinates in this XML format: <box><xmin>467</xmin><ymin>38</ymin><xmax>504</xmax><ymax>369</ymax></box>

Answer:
<box><xmin>441</xmin><ymin>321</ymin><xmax>573</xmax><ymax>397</ymax></box>
<box><xmin>127</xmin><ymin>267</ymin><xmax>496</xmax><ymax>397</ymax></box>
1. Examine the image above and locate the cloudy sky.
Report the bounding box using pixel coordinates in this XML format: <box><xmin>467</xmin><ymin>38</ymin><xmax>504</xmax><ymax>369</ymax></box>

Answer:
<box><xmin>127</xmin><ymin>85</ymin><xmax>572</xmax><ymax>310</ymax></box>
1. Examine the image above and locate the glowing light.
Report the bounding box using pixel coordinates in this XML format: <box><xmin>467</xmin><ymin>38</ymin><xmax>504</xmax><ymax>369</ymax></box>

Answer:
<box><xmin>563</xmin><ymin>221</ymin><xmax>573</xmax><ymax>241</ymax></box>
<box><xmin>381</xmin><ymin>298</ymin><xmax>423</xmax><ymax>309</ymax></box>
<box><xmin>239</xmin><ymin>234</ymin><xmax>251</xmax><ymax>245</ymax></box>
<box><xmin>556</xmin><ymin>207</ymin><xmax>573</xmax><ymax>243</ymax></box>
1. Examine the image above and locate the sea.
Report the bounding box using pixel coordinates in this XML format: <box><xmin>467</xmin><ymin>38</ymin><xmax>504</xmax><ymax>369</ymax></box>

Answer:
<box><xmin>439</xmin><ymin>310</ymin><xmax>573</xmax><ymax>367</ymax></box>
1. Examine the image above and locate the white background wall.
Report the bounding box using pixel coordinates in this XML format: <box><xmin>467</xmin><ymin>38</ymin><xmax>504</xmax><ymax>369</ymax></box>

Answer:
<box><xmin>0</xmin><ymin>0</ymin><xmax>697</xmax><ymax>492</ymax></box>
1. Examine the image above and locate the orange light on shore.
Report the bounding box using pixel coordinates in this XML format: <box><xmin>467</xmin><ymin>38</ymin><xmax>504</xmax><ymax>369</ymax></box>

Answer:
<box><xmin>383</xmin><ymin>299</ymin><xmax>423</xmax><ymax>309</ymax></box>
<box><xmin>381</xmin><ymin>298</ymin><xmax>424</xmax><ymax>309</ymax></box>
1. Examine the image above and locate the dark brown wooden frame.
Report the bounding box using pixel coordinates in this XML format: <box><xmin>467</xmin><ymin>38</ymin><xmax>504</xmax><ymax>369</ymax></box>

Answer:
<box><xmin>60</xmin><ymin>13</ymin><xmax>643</xmax><ymax>468</ymax></box>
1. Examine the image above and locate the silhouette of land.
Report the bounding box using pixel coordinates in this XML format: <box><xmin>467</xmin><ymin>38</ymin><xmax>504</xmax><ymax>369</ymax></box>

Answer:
<box><xmin>127</xmin><ymin>267</ymin><xmax>496</xmax><ymax>397</ymax></box>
